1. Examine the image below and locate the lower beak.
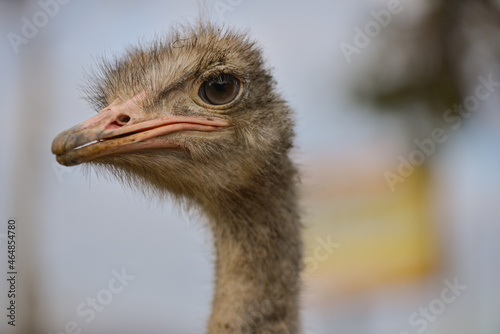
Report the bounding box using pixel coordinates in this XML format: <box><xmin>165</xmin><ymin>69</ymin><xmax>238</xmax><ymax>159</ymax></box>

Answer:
<box><xmin>52</xmin><ymin>101</ymin><xmax>230</xmax><ymax>166</ymax></box>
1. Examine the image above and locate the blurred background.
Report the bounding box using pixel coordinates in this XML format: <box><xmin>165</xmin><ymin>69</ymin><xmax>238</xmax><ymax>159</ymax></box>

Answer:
<box><xmin>1</xmin><ymin>0</ymin><xmax>499</xmax><ymax>333</ymax></box>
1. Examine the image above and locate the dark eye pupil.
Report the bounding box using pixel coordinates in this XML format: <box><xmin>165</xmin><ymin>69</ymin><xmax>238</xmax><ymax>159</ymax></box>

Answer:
<box><xmin>199</xmin><ymin>74</ymin><xmax>240</xmax><ymax>105</ymax></box>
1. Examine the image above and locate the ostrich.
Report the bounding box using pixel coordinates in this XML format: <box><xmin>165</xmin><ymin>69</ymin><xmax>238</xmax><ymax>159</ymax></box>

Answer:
<box><xmin>52</xmin><ymin>22</ymin><xmax>303</xmax><ymax>334</ymax></box>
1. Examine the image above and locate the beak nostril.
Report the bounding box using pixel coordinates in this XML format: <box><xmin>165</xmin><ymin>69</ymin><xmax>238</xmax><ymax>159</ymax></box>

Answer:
<box><xmin>117</xmin><ymin>115</ymin><xmax>131</xmax><ymax>125</ymax></box>
<box><xmin>105</xmin><ymin>114</ymin><xmax>131</xmax><ymax>130</ymax></box>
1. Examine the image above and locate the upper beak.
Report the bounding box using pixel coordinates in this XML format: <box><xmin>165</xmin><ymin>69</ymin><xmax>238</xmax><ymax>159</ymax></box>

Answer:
<box><xmin>52</xmin><ymin>95</ymin><xmax>230</xmax><ymax>166</ymax></box>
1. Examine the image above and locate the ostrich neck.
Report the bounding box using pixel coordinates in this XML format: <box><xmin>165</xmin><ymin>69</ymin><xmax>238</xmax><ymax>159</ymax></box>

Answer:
<box><xmin>205</xmin><ymin>171</ymin><xmax>303</xmax><ymax>334</ymax></box>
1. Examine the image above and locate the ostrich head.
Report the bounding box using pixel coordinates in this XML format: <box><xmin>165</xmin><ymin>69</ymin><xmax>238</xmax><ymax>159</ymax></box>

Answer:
<box><xmin>52</xmin><ymin>22</ymin><xmax>302</xmax><ymax>334</ymax></box>
<box><xmin>52</xmin><ymin>23</ymin><xmax>295</xmax><ymax>211</ymax></box>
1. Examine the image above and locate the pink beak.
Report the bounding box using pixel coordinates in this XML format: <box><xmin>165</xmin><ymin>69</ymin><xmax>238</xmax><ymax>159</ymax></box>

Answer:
<box><xmin>52</xmin><ymin>95</ymin><xmax>230</xmax><ymax>166</ymax></box>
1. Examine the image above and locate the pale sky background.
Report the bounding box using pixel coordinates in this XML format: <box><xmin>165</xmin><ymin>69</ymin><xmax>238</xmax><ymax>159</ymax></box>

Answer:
<box><xmin>1</xmin><ymin>1</ymin><xmax>500</xmax><ymax>334</ymax></box>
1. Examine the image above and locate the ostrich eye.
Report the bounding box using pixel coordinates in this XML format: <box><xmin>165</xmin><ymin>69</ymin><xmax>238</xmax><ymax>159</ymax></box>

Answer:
<box><xmin>198</xmin><ymin>73</ymin><xmax>241</xmax><ymax>105</ymax></box>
